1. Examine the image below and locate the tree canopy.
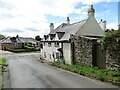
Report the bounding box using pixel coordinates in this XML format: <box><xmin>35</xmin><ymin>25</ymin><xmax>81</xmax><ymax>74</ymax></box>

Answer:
<box><xmin>35</xmin><ymin>35</ymin><xmax>41</xmax><ymax>41</ymax></box>
<box><xmin>101</xmin><ymin>28</ymin><xmax>120</xmax><ymax>50</ymax></box>
<box><xmin>0</xmin><ymin>34</ymin><xmax>6</xmax><ymax>39</ymax></box>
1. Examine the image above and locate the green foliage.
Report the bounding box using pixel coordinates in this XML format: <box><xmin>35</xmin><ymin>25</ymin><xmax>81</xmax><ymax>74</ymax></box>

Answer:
<box><xmin>0</xmin><ymin>58</ymin><xmax>7</xmax><ymax>89</ymax></box>
<box><xmin>0</xmin><ymin>58</ymin><xmax>7</xmax><ymax>74</ymax></box>
<box><xmin>10</xmin><ymin>43</ymin><xmax>40</xmax><ymax>53</ymax></box>
<box><xmin>0</xmin><ymin>81</ymin><xmax>3</xmax><ymax>90</ymax></box>
<box><xmin>0</xmin><ymin>58</ymin><xmax>6</xmax><ymax>65</ymax></box>
<box><xmin>24</xmin><ymin>44</ymin><xmax>35</xmax><ymax>50</ymax></box>
<box><xmin>26</xmin><ymin>43</ymin><xmax>32</xmax><ymax>47</ymax></box>
<box><xmin>35</xmin><ymin>35</ymin><xmax>41</xmax><ymax>41</ymax></box>
<box><xmin>0</xmin><ymin>34</ymin><xmax>6</xmax><ymax>39</ymax></box>
<box><xmin>51</xmin><ymin>61</ymin><xmax>120</xmax><ymax>84</ymax></box>
<box><xmin>101</xmin><ymin>29</ymin><xmax>120</xmax><ymax>50</ymax></box>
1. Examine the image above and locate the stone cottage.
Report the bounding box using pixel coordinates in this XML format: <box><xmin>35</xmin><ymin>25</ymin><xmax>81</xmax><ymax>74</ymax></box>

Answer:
<box><xmin>41</xmin><ymin>5</ymin><xmax>106</xmax><ymax>64</ymax></box>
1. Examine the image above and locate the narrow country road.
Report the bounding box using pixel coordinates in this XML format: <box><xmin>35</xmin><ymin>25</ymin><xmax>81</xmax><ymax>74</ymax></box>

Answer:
<box><xmin>1</xmin><ymin>51</ymin><xmax>119</xmax><ymax>88</ymax></box>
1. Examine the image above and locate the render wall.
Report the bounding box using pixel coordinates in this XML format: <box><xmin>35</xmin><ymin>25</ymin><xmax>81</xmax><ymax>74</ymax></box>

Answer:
<box><xmin>76</xmin><ymin>17</ymin><xmax>104</xmax><ymax>36</ymax></box>
<box><xmin>63</xmin><ymin>43</ymin><xmax>71</xmax><ymax>64</ymax></box>
<box><xmin>41</xmin><ymin>42</ymin><xmax>61</xmax><ymax>62</ymax></box>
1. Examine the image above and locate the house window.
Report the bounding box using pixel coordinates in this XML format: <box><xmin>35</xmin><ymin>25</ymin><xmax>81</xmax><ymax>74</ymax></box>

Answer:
<box><xmin>56</xmin><ymin>52</ymin><xmax>60</xmax><ymax>59</ymax></box>
<box><xmin>57</xmin><ymin>42</ymin><xmax>59</xmax><ymax>46</ymax></box>
<box><xmin>36</xmin><ymin>42</ymin><xmax>39</xmax><ymax>46</ymax></box>
<box><xmin>55</xmin><ymin>42</ymin><xmax>59</xmax><ymax>47</ymax></box>
<box><xmin>40</xmin><ymin>44</ymin><xmax>43</xmax><ymax>49</ymax></box>
<box><xmin>44</xmin><ymin>42</ymin><xmax>45</xmax><ymax>46</ymax></box>
<box><xmin>50</xmin><ymin>54</ymin><xmax>51</xmax><ymax>59</ymax></box>
<box><xmin>44</xmin><ymin>52</ymin><xmax>46</xmax><ymax>58</ymax></box>
<box><xmin>48</xmin><ymin>42</ymin><xmax>51</xmax><ymax>47</ymax></box>
<box><xmin>12</xmin><ymin>43</ymin><xmax>17</xmax><ymax>46</ymax></box>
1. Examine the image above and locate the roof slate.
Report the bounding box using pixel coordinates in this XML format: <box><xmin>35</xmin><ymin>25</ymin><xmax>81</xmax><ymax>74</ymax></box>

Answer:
<box><xmin>1</xmin><ymin>37</ymin><xmax>37</xmax><ymax>44</ymax></box>
<box><xmin>47</xmin><ymin>19</ymin><xmax>87</xmax><ymax>41</ymax></box>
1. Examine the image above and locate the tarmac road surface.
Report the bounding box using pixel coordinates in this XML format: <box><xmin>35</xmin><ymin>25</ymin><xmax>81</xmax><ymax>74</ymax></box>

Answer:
<box><xmin>1</xmin><ymin>52</ymin><xmax>119</xmax><ymax>89</ymax></box>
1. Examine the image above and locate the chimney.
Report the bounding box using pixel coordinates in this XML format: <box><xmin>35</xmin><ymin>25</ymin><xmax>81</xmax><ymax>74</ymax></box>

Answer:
<box><xmin>99</xmin><ymin>20</ymin><xmax>106</xmax><ymax>31</ymax></box>
<box><xmin>16</xmin><ymin>35</ymin><xmax>19</xmax><ymax>38</ymax></box>
<box><xmin>88</xmin><ymin>5</ymin><xmax>95</xmax><ymax>18</ymax></box>
<box><xmin>50</xmin><ymin>23</ymin><xmax>54</xmax><ymax>31</ymax></box>
<box><xmin>67</xmin><ymin>17</ymin><xmax>70</xmax><ymax>25</ymax></box>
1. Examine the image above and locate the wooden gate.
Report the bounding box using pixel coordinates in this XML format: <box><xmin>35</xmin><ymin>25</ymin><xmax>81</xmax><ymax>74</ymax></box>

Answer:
<box><xmin>92</xmin><ymin>43</ymin><xmax>106</xmax><ymax>69</ymax></box>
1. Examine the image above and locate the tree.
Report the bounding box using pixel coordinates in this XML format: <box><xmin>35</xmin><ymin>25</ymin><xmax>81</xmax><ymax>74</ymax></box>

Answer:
<box><xmin>101</xmin><ymin>29</ymin><xmax>120</xmax><ymax>50</ymax></box>
<box><xmin>0</xmin><ymin>34</ymin><xmax>6</xmax><ymax>39</ymax></box>
<box><xmin>35</xmin><ymin>35</ymin><xmax>41</xmax><ymax>41</ymax></box>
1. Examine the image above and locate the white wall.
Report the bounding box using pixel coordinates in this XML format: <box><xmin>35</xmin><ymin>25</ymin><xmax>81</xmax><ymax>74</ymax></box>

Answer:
<box><xmin>41</xmin><ymin>42</ymin><xmax>61</xmax><ymax>62</ymax></box>
<box><xmin>76</xmin><ymin>17</ymin><xmax>104</xmax><ymax>36</ymax></box>
<box><xmin>63</xmin><ymin>43</ymin><xmax>71</xmax><ymax>64</ymax></box>
<box><xmin>41</xmin><ymin>42</ymin><xmax>72</xmax><ymax>64</ymax></box>
<box><xmin>99</xmin><ymin>21</ymin><xmax>106</xmax><ymax>31</ymax></box>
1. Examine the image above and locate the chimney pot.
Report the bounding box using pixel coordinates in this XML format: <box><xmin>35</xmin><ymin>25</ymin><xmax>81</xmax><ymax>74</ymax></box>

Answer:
<box><xmin>67</xmin><ymin>17</ymin><xmax>70</xmax><ymax>24</ymax></box>
<box><xmin>88</xmin><ymin>5</ymin><xmax>95</xmax><ymax>18</ymax></box>
<box><xmin>50</xmin><ymin>23</ymin><xmax>54</xmax><ymax>31</ymax></box>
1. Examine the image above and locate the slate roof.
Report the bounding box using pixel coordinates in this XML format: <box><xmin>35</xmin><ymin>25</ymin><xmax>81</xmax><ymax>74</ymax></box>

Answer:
<box><xmin>1</xmin><ymin>37</ymin><xmax>37</xmax><ymax>44</ymax></box>
<box><xmin>49</xmin><ymin>23</ymin><xmax>69</xmax><ymax>34</ymax></box>
<box><xmin>19</xmin><ymin>37</ymin><xmax>37</xmax><ymax>44</ymax></box>
<box><xmin>45</xmin><ymin>19</ymin><xmax>87</xmax><ymax>41</ymax></box>
<box><xmin>1</xmin><ymin>37</ymin><xmax>22</xmax><ymax>43</ymax></box>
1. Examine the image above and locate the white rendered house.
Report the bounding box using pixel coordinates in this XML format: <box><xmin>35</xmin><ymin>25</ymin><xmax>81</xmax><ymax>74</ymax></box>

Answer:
<box><xmin>40</xmin><ymin>5</ymin><xmax>105</xmax><ymax>64</ymax></box>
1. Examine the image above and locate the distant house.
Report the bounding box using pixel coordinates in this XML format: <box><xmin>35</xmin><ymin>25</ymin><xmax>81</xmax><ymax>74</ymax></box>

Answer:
<box><xmin>0</xmin><ymin>39</ymin><xmax>3</xmax><ymax>50</ymax></box>
<box><xmin>41</xmin><ymin>5</ymin><xmax>106</xmax><ymax>64</ymax></box>
<box><xmin>0</xmin><ymin>35</ymin><xmax>39</xmax><ymax>50</ymax></box>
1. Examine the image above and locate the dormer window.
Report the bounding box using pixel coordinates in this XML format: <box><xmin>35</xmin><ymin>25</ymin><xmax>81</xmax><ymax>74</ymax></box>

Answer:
<box><xmin>56</xmin><ymin>32</ymin><xmax>65</xmax><ymax>40</ymax></box>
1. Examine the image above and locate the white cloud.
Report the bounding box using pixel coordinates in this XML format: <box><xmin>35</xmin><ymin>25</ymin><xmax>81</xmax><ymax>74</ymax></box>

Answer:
<box><xmin>0</xmin><ymin>0</ymin><xmax>118</xmax><ymax>38</ymax></box>
<box><xmin>80</xmin><ymin>0</ymin><xmax>118</xmax><ymax>5</ymax></box>
<box><xmin>74</xmin><ymin>5</ymin><xmax>88</xmax><ymax>15</ymax></box>
<box><xmin>107</xmin><ymin>23</ymin><xmax>118</xmax><ymax>30</ymax></box>
<box><xmin>0</xmin><ymin>0</ymin><xmax>81</xmax><ymax>37</ymax></box>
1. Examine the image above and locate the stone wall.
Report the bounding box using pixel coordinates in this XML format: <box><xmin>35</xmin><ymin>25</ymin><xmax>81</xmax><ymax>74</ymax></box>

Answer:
<box><xmin>106</xmin><ymin>37</ymin><xmax>120</xmax><ymax>70</ymax></box>
<box><xmin>70</xmin><ymin>35</ymin><xmax>97</xmax><ymax>66</ymax></box>
<box><xmin>70</xmin><ymin>35</ymin><xmax>119</xmax><ymax>70</ymax></box>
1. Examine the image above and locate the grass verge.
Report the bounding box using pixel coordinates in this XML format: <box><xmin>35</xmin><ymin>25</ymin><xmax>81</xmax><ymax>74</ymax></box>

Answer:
<box><xmin>50</xmin><ymin>61</ymin><xmax>120</xmax><ymax>86</ymax></box>
<box><xmin>0</xmin><ymin>58</ymin><xmax>7</xmax><ymax>89</ymax></box>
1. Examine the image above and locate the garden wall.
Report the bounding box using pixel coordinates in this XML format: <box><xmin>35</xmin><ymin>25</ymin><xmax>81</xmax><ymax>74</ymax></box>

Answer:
<box><xmin>106</xmin><ymin>36</ymin><xmax>120</xmax><ymax>70</ymax></box>
<box><xmin>70</xmin><ymin>35</ymin><xmax>106</xmax><ymax>68</ymax></box>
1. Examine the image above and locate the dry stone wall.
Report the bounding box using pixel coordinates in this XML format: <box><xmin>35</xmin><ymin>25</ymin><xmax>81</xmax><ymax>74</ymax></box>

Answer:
<box><xmin>70</xmin><ymin>35</ymin><xmax>97</xmax><ymax>66</ymax></box>
<box><xmin>106</xmin><ymin>37</ymin><xmax>120</xmax><ymax>70</ymax></box>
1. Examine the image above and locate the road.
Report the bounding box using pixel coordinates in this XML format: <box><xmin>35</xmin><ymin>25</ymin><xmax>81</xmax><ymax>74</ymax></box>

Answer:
<box><xmin>1</xmin><ymin>51</ymin><xmax>119</xmax><ymax>88</ymax></box>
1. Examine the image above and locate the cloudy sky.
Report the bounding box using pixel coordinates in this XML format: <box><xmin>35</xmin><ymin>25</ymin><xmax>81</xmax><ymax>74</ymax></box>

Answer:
<box><xmin>0</xmin><ymin>0</ymin><xmax>119</xmax><ymax>38</ymax></box>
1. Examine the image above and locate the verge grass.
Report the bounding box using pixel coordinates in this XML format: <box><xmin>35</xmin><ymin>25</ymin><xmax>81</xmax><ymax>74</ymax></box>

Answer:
<box><xmin>50</xmin><ymin>61</ymin><xmax>120</xmax><ymax>85</ymax></box>
<box><xmin>0</xmin><ymin>58</ymin><xmax>7</xmax><ymax>89</ymax></box>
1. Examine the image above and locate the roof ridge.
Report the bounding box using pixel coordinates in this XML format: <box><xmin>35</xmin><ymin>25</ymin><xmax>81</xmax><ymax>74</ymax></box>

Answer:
<box><xmin>70</xmin><ymin>19</ymin><xmax>86</xmax><ymax>25</ymax></box>
<box><xmin>1</xmin><ymin>37</ymin><xmax>10</xmax><ymax>42</ymax></box>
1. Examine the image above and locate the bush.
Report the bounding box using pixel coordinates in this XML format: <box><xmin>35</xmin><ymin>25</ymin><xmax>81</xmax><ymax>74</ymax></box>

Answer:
<box><xmin>101</xmin><ymin>29</ymin><xmax>120</xmax><ymax>51</ymax></box>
